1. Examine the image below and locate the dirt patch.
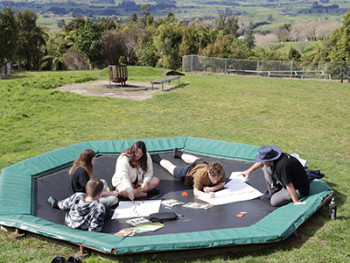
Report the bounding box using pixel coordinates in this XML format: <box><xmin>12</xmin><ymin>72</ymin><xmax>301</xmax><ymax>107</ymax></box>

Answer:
<box><xmin>56</xmin><ymin>80</ymin><xmax>176</xmax><ymax>101</ymax></box>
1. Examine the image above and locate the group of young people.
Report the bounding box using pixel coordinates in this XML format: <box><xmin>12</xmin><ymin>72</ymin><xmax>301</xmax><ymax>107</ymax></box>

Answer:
<box><xmin>48</xmin><ymin>141</ymin><xmax>310</xmax><ymax>232</ymax></box>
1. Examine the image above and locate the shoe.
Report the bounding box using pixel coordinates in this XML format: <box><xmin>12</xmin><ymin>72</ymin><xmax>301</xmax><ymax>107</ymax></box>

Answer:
<box><xmin>151</xmin><ymin>154</ymin><xmax>161</xmax><ymax>165</ymax></box>
<box><xmin>51</xmin><ymin>256</ymin><xmax>65</xmax><ymax>263</ymax></box>
<box><xmin>67</xmin><ymin>256</ymin><xmax>82</xmax><ymax>263</ymax></box>
<box><xmin>173</xmin><ymin>147</ymin><xmax>183</xmax><ymax>159</ymax></box>
<box><xmin>48</xmin><ymin>196</ymin><xmax>58</xmax><ymax>208</ymax></box>
<box><xmin>260</xmin><ymin>189</ymin><xmax>273</xmax><ymax>200</ymax></box>
<box><xmin>147</xmin><ymin>189</ymin><xmax>160</xmax><ymax>198</ymax></box>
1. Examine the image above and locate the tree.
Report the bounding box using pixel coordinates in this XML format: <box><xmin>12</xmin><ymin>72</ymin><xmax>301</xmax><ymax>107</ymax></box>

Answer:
<box><xmin>245</xmin><ymin>22</ymin><xmax>255</xmax><ymax>48</ymax></box>
<box><xmin>135</xmin><ymin>28</ymin><xmax>157</xmax><ymax>67</ymax></box>
<box><xmin>139</xmin><ymin>4</ymin><xmax>153</xmax><ymax>28</ymax></box>
<box><xmin>99</xmin><ymin>17</ymin><xmax>117</xmax><ymax>31</ymax></box>
<box><xmin>288</xmin><ymin>47</ymin><xmax>301</xmax><ymax>61</ymax></box>
<box><xmin>215</xmin><ymin>15</ymin><xmax>239</xmax><ymax>37</ymax></box>
<box><xmin>64</xmin><ymin>17</ymin><xmax>86</xmax><ymax>32</ymax></box>
<box><xmin>179</xmin><ymin>26</ymin><xmax>197</xmax><ymax>57</ymax></box>
<box><xmin>39</xmin><ymin>29</ymin><xmax>75</xmax><ymax>70</ymax></box>
<box><xmin>57</xmin><ymin>19</ymin><xmax>66</xmax><ymax>29</ymax></box>
<box><xmin>74</xmin><ymin>19</ymin><xmax>104</xmax><ymax>69</ymax></box>
<box><xmin>199</xmin><ymin>35</ymin><xmax>234</xmax><ymax>58</ymax></box>
<box><xmin>328</xmin><ymin>10</ymin><xmax>350</xmax><ymax>82</ymax></box>
<box><xmin>101</xmin><ymin>30</ymin><xmax>127</xmax><ymax>65</ymax></box>
<box><xmin>153</xmin><ymin>21</ymin><xmax>183</xmax><ymax>69</ymax></box>
<box><xmin>0</xmin><ymin>7</ymin><xmax>18</xmax><ymax>65</ymax></box>
<box><xmin>16</xmin><ymin>10</ymin><xmax>47</xmax><ymax>70</ymax></box>
<box><xmin>230</xmin><ymin>39</ymin><xmax>252</xmax><ymax>59</ymax></box>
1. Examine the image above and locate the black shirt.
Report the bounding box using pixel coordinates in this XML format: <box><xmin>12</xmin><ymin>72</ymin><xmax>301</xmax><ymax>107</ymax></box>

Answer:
<box><xmin>69</xmin><ymin>166</ymin><xmax>90</xmax><ymax>195</ymax></box>
<box><xmin>272</xmin><ymin>153</ymin><xmax>310</xmax><ymax>196</ymax></box>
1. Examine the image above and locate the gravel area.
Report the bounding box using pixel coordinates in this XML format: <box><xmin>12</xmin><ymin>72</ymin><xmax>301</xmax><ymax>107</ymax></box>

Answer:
<box><xmin>56</xmin><ymin>80</ymin><xmax>175</xmax><ymax>101</ymax></box>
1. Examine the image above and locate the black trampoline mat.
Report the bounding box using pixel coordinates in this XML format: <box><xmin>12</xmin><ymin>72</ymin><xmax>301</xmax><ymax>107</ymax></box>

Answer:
<box><xmin>34</xmin><ymin>153</ymin><xmax>276</xmax><ymax>235</ymax></box>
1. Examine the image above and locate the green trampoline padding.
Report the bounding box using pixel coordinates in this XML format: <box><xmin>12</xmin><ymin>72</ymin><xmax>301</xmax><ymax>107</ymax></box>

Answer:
<box><xmin>0</xmin><ymin>137</ymin><xmax>333</xmax><ymax>254</ymax></box>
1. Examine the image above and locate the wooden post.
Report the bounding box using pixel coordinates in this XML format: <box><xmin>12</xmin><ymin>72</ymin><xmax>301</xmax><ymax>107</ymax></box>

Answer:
<box><xmin>341</xmin><ymin>65</ymin><xmax>344</xmax><ymax>83</ymax></box>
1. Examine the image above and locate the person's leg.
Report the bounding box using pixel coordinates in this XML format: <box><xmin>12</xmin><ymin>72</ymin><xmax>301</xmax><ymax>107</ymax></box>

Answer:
<box><xmin>146</xmin><ymin>176</ymin><xmax>160</xmax><ymax>191</ymax></box>
<box><xmin>181</xmin><ymin>153</ymin><xmax>200</xmax><ymax>164</ymax></box>
<box><xmin>159</xmin><ymin>159</ymin><xmax>177</xmax><ymax>175</ymax></box>
<box><xmin>173</xmin><ymin>148</ymin><xmax>200</xmax><ymax>164</ymax></box>
<box><xmin>132</xmin><ymin>187</ymin><xmax>147</xmax><ymax>199</ymax></box>
<box><xmin>270</xmin><ymin>188</ymin><xmax>301</xmax><ymax>207</ymax></box>
<box><xmin>100</xmin><ymin>195</ymin><xmax>119</xmax><ymax>208</ymax></box>
<box><xmin>263</xmin><ymin>165</ymin><xmax>278</xmax><ymax>195</ymax></box>
<box><xmin>115</xmin><ymin>184</ymin><xmax>147</xmax><ymax>199</ymax></box>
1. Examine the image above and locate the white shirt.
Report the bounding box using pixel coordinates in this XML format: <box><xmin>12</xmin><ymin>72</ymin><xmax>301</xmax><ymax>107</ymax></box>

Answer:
<box><xmin>111</xmin><ymin>152</ymin><xmax>153</xmax><ymax>193</ymax></box>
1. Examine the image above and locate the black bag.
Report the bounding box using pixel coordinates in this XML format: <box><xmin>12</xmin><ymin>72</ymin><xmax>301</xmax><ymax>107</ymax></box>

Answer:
<box><xmin>148</xmin><ymin>212</ymin><xmax>177</xmax><ymax>223</ymax></box>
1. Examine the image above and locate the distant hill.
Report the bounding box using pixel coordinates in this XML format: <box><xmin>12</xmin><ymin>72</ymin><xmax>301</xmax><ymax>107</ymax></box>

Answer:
<box><xmin>1</xmin><ymin>0</ymin><xmax>349</xmax><ymax>29</ymax></box>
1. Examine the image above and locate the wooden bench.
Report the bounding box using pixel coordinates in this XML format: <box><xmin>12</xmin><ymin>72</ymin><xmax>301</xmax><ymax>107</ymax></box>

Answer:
<box><xmin>151</xmin><ymin>75</ymin><xmax>181</xmax><ymax>90</ymax></box>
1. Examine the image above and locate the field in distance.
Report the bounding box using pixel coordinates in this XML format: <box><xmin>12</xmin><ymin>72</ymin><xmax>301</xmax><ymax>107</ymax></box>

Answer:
<box><xmin>2</xmin><ymin>0</ymin><xmax>350</xmax><ymax>30</ymax></box>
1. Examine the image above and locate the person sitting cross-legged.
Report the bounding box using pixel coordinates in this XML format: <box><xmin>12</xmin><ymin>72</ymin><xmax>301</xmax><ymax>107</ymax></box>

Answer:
<box><xmin>151</xmin><ymin>148</ymin><xmax>225</xmax><ymax>198</ymax></box>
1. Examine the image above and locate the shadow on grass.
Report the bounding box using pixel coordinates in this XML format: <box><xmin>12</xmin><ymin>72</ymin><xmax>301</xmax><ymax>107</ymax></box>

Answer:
<box><xmin>164</xmin><ymin>83</ymin><xmax>188</xmax><ymax>92</ymax></box>
<box><xmin>2</xmin><ymin>71</ymin><xmax>29</xmax><ymax>80</ymax></box>
<box><xmin>324</xmin><ymin>182</ymin><xmax>346</xmax><ymax>206</ymax></box>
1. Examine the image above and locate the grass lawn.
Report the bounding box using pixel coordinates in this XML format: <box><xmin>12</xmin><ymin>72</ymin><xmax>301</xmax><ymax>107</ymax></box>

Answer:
<box><xmin>0</xmin><ymin>67</ymin><xmax>349</xmax><ymax>262</ymax></box>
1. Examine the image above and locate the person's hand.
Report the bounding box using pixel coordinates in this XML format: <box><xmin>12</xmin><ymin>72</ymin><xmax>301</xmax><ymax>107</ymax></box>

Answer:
<box><xmin>208</xmin><ymin>192</ymin><xmax>215</xmax><ymax>198</ymax></box>
<box><xmin>112</xmin><ymin>190</ymin><xmax>119</xmax><ymax>196</ymax></box>
<box><xmin>141</xmin><ymin>181</ymin><xmax>149</xmax><ymax>192</ymax></box>
<box><xmin>203</xmin><ymin>186</ymin><xmax>212</xmax><ymax>193</ymax></box>
<box><xmin>128</xmin><ymin>191</ymin><xmax>134</xmax><ymax>201</ymax></box>
<box><xmin>294</xmin><ymin>201</ymin><xmax>306</xmax><ymax>205</ymax></box>
<box><xmin>240</xmin><ymin>171</ymin><xmax>250</xmax><ymax>179</ymax></box>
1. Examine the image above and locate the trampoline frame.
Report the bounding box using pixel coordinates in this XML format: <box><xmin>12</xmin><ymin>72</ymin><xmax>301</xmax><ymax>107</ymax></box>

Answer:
<box><xmin>0</xmin><ymin>137</ymin><xmax>333</xmax><ymax>254</ymax></box>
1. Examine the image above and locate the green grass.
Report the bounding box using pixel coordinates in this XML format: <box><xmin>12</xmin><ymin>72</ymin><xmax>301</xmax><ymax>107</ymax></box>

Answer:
<box><xmin>0</xmin><ymin>67</ymin><xmax>349</xmax><ymax>262</ymax></box>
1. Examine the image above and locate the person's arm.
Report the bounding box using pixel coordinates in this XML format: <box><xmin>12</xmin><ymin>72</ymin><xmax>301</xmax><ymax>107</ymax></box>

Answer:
<box><xmin>241</xmin><ymin>162</ymin><xmax>264</xmax><ymax>179</ymax></box>
<box><xmin>203</xmin><ymin>182</ymin><xmax>225</xmax><ymax>193</ymax></box>
<box><xmin>142</xmin><ymin>152</ymin><xmax>154</xmax><ymax>184</ymax></box>
<box><xmin>114</xmin><ymin>155</ymin><xmax>134</xmax><ymax>193</ymax></box>
<box><xmin>101</xmin><ymin>190</ymin><xmax>119</xmax><ymax>197</ymax></box>
<box><xmin>194</xmin><ymin>187</ymin><xmax>215</xmax><ymax>198</ymax></box>
<box><xmin>58</xmin><ymin>193</ymin><xmax>79</xmax><ymax>210</ymax></box>
<box><xmin>286</xmin><ymin>182</ymin><xmax>306</xmax><ymax>205</ymax></box>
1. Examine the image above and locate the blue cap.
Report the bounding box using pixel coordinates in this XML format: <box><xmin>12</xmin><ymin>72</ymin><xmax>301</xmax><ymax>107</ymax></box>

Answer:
<box><xmin>254</xmin><ymin>145</ymin><xmax>282</xmax><ymax>162</ymax></box>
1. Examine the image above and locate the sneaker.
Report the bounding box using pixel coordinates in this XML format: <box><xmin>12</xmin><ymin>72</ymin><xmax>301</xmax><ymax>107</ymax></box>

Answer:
<box><xmin>173</xmin><ymin>147</ymin><xmax>183</xmax><ymax>159</ymax></box>
<box><xmin>147</xmin><ymin>189</ymin><xmax>160</xmax><ymax>198</ymax></box>
<box><xmin>51</xmin><ymin>256</ymin><xmax>65</xmax><ymax>263</ymax></box>
<box><xmin>260</xmin><ymin>189</ymin><xmax>273</xmax><ymax>200</ymax></box>
<box><xmin>48</xmin><ymin>196</ymin><xmax>58</xmax><ymax>208</ymax></box>
<box><xmin>151</xmin><ymin>154</ymin><xmax>161</xmax><ymax>165</ymax></box>
<box><xmin>67</xmin><ymin>256</ymin><xmax>82</xmax><ymax>263</ymax></box>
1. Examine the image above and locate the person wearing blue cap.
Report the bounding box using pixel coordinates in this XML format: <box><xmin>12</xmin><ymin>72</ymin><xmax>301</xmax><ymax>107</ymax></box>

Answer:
<box><xmin>240</xmin><ymin>145</ymin><xmax>309</xmax><ymax>207</ymax></box>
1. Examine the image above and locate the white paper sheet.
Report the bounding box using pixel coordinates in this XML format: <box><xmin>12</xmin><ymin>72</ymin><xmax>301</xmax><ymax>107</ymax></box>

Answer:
<box><xmin>112</xmin><ymin>200</ymin><xmax>161</xmax><ymax>219</ymax></box>
<box><xmin>197</xmin><ymin>178</ymin><xmax>263</xmax><ymax>205</ymax></box>
<box><xmin>229</xmin><ymin>171</ymin><xmax>247</xmax><ymax>182</ymax></box>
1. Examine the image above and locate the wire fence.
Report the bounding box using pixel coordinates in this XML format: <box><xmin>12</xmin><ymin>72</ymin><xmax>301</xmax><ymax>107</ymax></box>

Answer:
<box><xmin>182</xmin><ymin>55</ymin><xmax>350</xmax><ymax>80</ymax></box>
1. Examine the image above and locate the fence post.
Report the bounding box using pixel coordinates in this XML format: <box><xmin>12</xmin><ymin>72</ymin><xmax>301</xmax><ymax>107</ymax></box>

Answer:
<box><xmin>191</xmin><ymin>55</ymin><xmax>193</xmax><ymax>73</ymax></box>
<box><xmin>257</xmin><ymin>60</ymin><xmax>259</xmax><ymax>71</ymax></box>
<box><xmin>182</xmin><ymin>56</ymin><xmax>184</xmax><ymax>72</ymax></box>
<box><xmin>225</xmin><ymin>58</ymin><xmax>227</xmax><ymax>76</ymax></box>
<box><xmin>204</xmin><ymin>57</ymin><xmax>206</xmax><ymax>73</ymax></box>
<box><xmin>290</xmin><ymin>61</ymin><xmax>293</xmax><ymax>78</ymax></box>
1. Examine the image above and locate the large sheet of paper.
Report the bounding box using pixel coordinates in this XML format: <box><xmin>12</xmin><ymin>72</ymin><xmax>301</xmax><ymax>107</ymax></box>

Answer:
<box><xmin>197</xmin><ymin>172</ymin><xmax>263</xmax><ymax>205</ymax></box>
<box><xmin>112</xmin><ymin>200</ymin><xmax>161</xmax><ymax>219</ymax></box>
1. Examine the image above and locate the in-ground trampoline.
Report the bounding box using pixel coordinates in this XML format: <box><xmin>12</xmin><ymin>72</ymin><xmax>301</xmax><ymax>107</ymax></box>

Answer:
<box><xmin>0</xmin><ymin>137</ymin><xmax>333</xmax><ymax>255</ymax></box>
